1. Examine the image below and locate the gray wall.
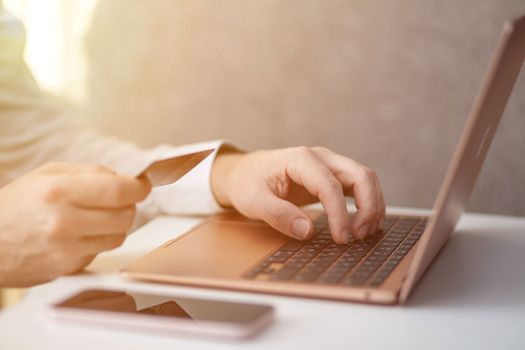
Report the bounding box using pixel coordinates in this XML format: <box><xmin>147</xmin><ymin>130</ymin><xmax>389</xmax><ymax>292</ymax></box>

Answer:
<box><xmin>81</xmin><ymin>0</ymin><xmax>525</xmax><ymax>216</ymax></box>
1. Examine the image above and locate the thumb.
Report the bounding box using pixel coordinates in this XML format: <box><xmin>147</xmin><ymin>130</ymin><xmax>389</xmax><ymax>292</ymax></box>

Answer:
<box><xmin>256</xmin><ymin>194</ymin><xmax>313</xmax><ymax>240</ymax></box>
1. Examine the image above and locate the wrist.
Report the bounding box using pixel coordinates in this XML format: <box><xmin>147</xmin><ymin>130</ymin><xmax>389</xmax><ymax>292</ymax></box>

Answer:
<box><xmin>211</xmin><ymin>147</ymin><xmax>245</xmax><ymax>208</ymax></box>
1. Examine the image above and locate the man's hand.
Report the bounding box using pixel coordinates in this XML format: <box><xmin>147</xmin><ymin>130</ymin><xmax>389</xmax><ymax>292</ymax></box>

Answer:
<box><xmin>0</xmin><ymin>162</ymin><xmax>151</xmax><ymax>287</ymax></box>
<box><xmin>211</xmin><ymin>147</ymin><xmax>385</xmax><ymax>244</ymax></box>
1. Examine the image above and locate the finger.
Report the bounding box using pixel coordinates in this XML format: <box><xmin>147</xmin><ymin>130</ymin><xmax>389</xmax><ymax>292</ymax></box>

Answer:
<box><xmin>286</xmin><ymin>148</ymin><xmax>350</xmax><ymax>244</ymax></box>
<box><xmin>68</xmin><ymin>206</ymin><xmax>136</xmax><ymax>236</ymax></box>
<box><xmin>66</xmin><ymin>174</ymin><xmax>151</xmax><ymax>208</ymax></box>
<box><xmin>83</xmin><ymin>233</ymin><xmax>127</xmax><ymax>253</ymax></box>
<box><xmin>373</xmin><ymin>174</ymin><xmax>386</xmax><ymax>232</ymax></box>
<box><xmin>63</xmin><ymin>233</ymin><xmax>127</xmax><ymax>256</ymax></box>
<box><xmin>366</xmin><ymin>175</ymin><xmax>383</xmax><ymax>236</ymax></box>
<box><xmin>249</xmin><ymin>192</ymin><xmax>314</xmax><ymax>240</ymax></box>
<box><xmin>353</xmin><ymin>170</ymin><xmax>385</xmax><ymax>237</ymax></box>
<box><xmin>311</xmin><ymin>147</ymin><xmax>384</xmax><ymax>239</ymax></box>
<box><xmin>37</xmin><ymin>162</ymin><xmax>115</xmax><ymax>175</ymax></box>
<box><xmin>66</xmin><ymin>255</ymin><xmax>98</xmax><ymax>275</ymax></box>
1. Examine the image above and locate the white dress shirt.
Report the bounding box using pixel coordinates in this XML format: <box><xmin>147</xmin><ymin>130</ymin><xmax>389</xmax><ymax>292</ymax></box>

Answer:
<box><xmin>0</xmin><ymin>6</ymin><xmax>224</xmax><ymax>227</ymax></box>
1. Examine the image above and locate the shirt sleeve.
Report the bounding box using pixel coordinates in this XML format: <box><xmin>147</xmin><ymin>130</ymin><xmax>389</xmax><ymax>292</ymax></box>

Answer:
<box><xmin>132</xmin><ymin>141</ymin><xmax>227</xmax><ymax>227</ymax></box>
<box><xmin>0</xmin><ymin>7</ymin><xmax>226</xmax><ymax>228</ymax></box>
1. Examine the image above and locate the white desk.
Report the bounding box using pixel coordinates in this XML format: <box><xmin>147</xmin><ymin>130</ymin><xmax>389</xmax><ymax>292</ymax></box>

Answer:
<box><xmin>1</xmin><ymin>208</ymin><xmax>524</xmax><ymax>350</ymax></box>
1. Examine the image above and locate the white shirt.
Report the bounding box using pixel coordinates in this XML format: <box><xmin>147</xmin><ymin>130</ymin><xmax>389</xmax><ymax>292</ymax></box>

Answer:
<box><xmin>0</xmin><ymin>7</ymin><xmax>224</xmax><ymax>227</ymax></box>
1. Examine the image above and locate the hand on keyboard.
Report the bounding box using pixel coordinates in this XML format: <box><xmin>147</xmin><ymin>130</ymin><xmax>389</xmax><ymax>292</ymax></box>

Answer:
<box><xmin>211</xmin><ymin>146</ymin><xmax>386</xmax><ymax>244</ymax></box>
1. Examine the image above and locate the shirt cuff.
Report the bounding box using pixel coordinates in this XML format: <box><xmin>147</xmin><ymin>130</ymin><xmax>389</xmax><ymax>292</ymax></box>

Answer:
<box><xmin>133</xmin><ymin>139</ymin><xmax>237</xmax><ymax>227</ymax></box>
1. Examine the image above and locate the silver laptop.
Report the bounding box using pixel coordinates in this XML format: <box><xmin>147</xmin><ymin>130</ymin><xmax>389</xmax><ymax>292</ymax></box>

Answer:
<box><xmin>122</xmin><ymin>15</ymin><xmax>525</xmax><ymax>304</ymax></box>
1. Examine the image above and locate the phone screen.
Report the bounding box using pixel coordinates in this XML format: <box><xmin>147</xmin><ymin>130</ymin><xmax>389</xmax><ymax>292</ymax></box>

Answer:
<box><xmin>55</xmin><ymin>289</ymin><xmax>272</xmax><ymax>324</ymax></box>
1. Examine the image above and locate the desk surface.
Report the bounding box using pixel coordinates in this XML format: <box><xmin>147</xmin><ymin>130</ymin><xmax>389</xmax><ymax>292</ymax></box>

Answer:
<box><xmin>1</xmin><ymin>208</ymin><xmax>524</xmax><ymax>350</ymax></box>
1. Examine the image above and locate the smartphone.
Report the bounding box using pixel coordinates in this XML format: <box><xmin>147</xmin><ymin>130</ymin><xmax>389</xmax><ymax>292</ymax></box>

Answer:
<box><xmin>51</xmin><ymin>289</ymin><xmax>274</xmax><ymax>340</ymax></box>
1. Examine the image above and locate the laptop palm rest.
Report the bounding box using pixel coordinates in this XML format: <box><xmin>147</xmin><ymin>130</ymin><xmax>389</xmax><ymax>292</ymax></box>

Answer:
<box><xmin>124</xmin><ymin>220</ymin><xmax>287</xmax><ymax>279</ymax></box>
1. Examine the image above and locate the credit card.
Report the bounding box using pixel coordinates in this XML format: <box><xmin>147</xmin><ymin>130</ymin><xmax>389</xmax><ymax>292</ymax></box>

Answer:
<box><xmin>136</xmin><ymin>149</ymin><xmax>214</xmax><ymax>187</ymax></box>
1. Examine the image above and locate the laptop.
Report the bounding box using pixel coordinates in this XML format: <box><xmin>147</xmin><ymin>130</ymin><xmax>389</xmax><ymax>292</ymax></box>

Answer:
<box><xmin>122</xmin><ymin>15</ymin><xmax>525</xmax><ymax>305</ymax></box>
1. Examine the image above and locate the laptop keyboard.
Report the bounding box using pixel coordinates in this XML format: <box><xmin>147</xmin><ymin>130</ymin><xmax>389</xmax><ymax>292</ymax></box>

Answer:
<box><xmin>243</xmin><ymin>214</ymin><xmax>427</xmax><ymax>287</ymax></box>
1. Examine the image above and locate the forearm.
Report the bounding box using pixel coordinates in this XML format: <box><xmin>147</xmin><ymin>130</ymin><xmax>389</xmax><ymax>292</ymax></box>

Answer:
<box><xmin>0</xmin><ymin>111</ymin><xmax>148</xmax><ymax>184</ymax></box>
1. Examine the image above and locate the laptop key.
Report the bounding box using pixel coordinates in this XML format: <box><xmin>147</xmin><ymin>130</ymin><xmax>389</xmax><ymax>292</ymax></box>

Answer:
<box><xmin>343</xmin><ymin>275</ymin><xmax>368</xmax><ymax>286</ymax></box>
<box><xmin>266</xmin><ymin>250</ymin><xmax>294</xmax><ymax>263</ymax></box>
<box><xmin>271</xmin><ymin>269</ymin><xmax>298</xmax><ymax>280</ymax></box>
<box><xmin>293</xmin><ymin>268</ymin><xmax>325</xmax><ymax>282</ymax></box>
<box><xmin>280</xmin><ymin>240</ymin><xmax>305</xmax><ymax>252</ymax></box>
<box><xmin>367</xmin><ymin>227</ymin><xmax>426</xmax><ymax>286</ymax></box>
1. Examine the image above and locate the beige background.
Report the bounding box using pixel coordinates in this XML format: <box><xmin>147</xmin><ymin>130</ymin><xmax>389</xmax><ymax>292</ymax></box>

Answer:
<box><xmin>80</xmin><ymin>0</ymin><xmax>525</xmax><ymax>216</ymax></box>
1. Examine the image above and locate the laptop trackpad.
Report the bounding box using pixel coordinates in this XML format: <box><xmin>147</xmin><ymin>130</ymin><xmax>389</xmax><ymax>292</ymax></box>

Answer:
<box><xmin>127</xmin><ymin>221</ymin><xmax>287</xmax><ymax>279</ymax></box>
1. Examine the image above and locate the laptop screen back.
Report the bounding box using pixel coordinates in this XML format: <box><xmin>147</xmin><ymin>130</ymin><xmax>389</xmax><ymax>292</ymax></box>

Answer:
<box><xmin>400</xmin><ymin>15</ymin><xmax>525</xmax><ymax>302</ymax></box>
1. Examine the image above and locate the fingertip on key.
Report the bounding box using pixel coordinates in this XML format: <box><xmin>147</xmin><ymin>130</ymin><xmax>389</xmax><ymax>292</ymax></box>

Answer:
<box><xmin>340</xmin><ymin>227</ymin><xmax>351</xmax><ymax>244</ymax></box>
<box><xmin>357</xmin><ymin>223</ymin><xmax>370</xmax><ymax>240</ymax></box>
<box><xmin>292</xmin><ymin>217</ymin><xmax>311</xmax><ymax>240</ymax></box>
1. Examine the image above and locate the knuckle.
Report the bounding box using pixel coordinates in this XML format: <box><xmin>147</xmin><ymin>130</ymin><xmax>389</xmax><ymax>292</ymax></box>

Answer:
<box><xmin>356</xmin><ymin>166</ymin><xmax>374</xmax><ymax>181</ymax></box>
<box><xmin>38</xmin><ymin>180</ymin><xmax>64</xmax><ymax>203</ymax></box>
<box><xmin>268</xmin><ymin>205</ymin><xmax>289</xmax><ymax>226</ymax></box>
<box><xmin>293</xmin><ymin>146</ymin><xmax>312</xmax><ymax>157</ymax></box>
<box><xmin>364</xmin><ymin>167</ymin><xmax>377</xmax><ymax>178</ymax></box>
<box><xmin>44</xmin><ymin>214</ymin><xmax>68</xmax><ymax>239</ymax></box>
<box><xmin>324</xmin><ymin>178</ymin><xmax>343</xmax><ymax>193</ymax></box>
<box><xmin>312</xmin><ymin>146</ymin><xmax>329</xmax><ymax>154</ymax></box>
